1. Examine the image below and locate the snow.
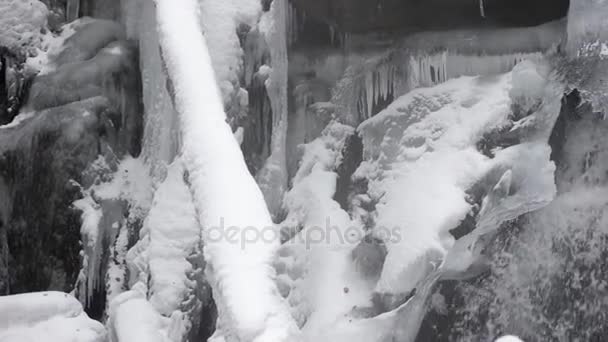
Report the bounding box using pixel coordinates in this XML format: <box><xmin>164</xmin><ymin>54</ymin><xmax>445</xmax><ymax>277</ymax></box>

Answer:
<box><xmin>278</xmin><ymin>122</ymin><xmax>373</xmax><ymax>338</ymax></box>
<box><xmin>495</xmin><ymin>336</ymin><xmax>524</xmax><ymax>342</ymax></box>
<box><xmin>126</xmin><ymin>161</ymin><xmax>199</xmax><ymax>317</ymax></box>
<box><xmin>356</xmin><ymin>74</ymin><xmax>512</xmax><ymax>296</ymax></box>
<box><xmin>349</xmin><ymin>58</ymin><xmax>560</xmax><ymax>324</ymax></box>
<box><xmin>108</xmin><ymin>284</ymin><xmax>168</xmax><ymax>342</ymax></box>
<box><xmin>154</xmin><ymin>0</ymin><xmax>299</xmax><ymax>340</ymax></box>
<box><xmin>0</xmin><ymin>0</ymin><xmax>48</xmax><ymax>52</ymax></box>
<box><xmin>0</xmin><ymin>292</ymin><xmax>106</xmax><ymax>342</ymax></box>
<box><xmin>197</xmin><ymin>0</ymin><xmax>261</xmax><ymax>102</ymax></box>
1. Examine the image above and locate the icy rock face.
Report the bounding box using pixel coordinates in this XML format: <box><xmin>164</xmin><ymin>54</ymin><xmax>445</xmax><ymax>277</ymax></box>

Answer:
<box><xmin>25</xmin><ymin>19</ymin><xmax>142</xmax><ymax>157</ymax></box>
<box><xmin>333</xmin><ymin>20</ymin><xmax>564</xmax><ymax>122</ymax></box>
<box><xmin>0</xmin><ymin>291</ymin><xmax>107</xmax><ymax>342</ymax></box>
<box><xmin>0</xmin><ymin>15</ymin><xmax>142</xmax><ymax>302</ymax></box>
<box><xmin>0</xmin><ymin>97</ymin><xmax>117</xmax><ymax>294</ymax></box>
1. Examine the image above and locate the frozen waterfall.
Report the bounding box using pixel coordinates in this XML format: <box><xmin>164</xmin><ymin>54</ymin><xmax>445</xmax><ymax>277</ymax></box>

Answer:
<box><xmin>1</xmin><ymin>0</ymin><xmax>607</xmax><ymax>342</ymax></box>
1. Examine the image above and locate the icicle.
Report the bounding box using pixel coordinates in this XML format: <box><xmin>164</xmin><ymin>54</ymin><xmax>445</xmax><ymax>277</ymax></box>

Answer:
<box><xmin>365</xmin><ymin>71</ymin><xmax>373</xmax><ymax>119</ymax></box>
<box><xmin>257</xmin><ymin>0</ymin><xmax>290</xmax><ymax>218</ymax></box>
<box><xmin>66</xmin><ymin>0</ymin><xmax>80</xmax><ymax>22</ymax></box>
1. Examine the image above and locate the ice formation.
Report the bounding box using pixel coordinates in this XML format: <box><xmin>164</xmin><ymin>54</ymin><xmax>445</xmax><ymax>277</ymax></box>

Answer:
<box><xmin>566</xmin><ymin>0</ymin><xmax>608</xmax><ymax>56</ymax></box>
<box><xmin>122</xmin><ymin>0</ymin><xmax>179</xmax><ymax>179</ymax></box>
<box><xmin>74</xmin><ymin>157</ymin><xmax>153</xmax><ymax>310</ymax></box>
<box><xmin>3</xmin><ymin>1</ymin><xmax>607</xmax><ymax>342</ymax></box>
<box><xmin>333</xmin><ymin>20</ymin><xmax>564</xmax><ymax>120</ymax></box>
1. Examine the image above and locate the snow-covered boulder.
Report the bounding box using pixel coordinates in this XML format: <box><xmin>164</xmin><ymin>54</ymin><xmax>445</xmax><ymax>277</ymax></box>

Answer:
<box><xmin>0</xmin><ymin>292</ymin><xmax>106</xmax><ymax>342</ymax></box>
<box><xmin>0</xmin><ymin>0</ymin><xmax>48</xmax><ymax>52</ymax></box>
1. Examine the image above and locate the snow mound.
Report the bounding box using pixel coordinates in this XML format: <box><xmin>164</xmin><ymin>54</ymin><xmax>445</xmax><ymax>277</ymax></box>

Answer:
<box><xmin>496</xmin><ymin>336</ymin><xmax>524</xmax><ymax>342</ymax></box>
<box><xmin>357</xmin><ymin>74</ymin><xmax>514</xmax><ymax>296</ymax></box>
<box><xmin>0</xmin><ymin>292</ymin><xmax>106</xmax><ymax>342</ymax></box>
<box><xmin>279</xmin><ymin>121</ymin><xmax>370</xmax><ymax>336</ymax></box>
<box><xmin>0</xmin><ymin>0</ymin><xmax>48</xmax><ymax>51</ymax></box>
<box><xmin>126</xmin><ymin>161</ymin><xmax>200</xmax><ymax>317</ymax></box>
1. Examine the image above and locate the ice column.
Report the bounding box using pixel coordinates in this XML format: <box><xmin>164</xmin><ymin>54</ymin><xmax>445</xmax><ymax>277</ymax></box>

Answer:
<box><xmin>567</xmin><ymin>0</ymin><xmax>608</xmax><ymax>56</ymax></box>
<box><xmin>257</xmin><ymin>0</ymin><xmax>290</xmax><ymax>219</ymax></box>
<box><xmin>66</xmin><ymin>0</ymin><xmax>80</xmax><ymax>22</ymax></box>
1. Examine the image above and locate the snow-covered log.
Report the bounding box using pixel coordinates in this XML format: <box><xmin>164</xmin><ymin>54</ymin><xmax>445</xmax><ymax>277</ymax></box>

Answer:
<box><xmin>153</xmin><ymin>0</ymin><xmax>300</xmax><ymax>341</ymax></box>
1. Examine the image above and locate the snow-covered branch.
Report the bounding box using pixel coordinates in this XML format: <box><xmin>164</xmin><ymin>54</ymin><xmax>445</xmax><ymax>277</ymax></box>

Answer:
<box><xmin>153</xmin><ymin>0</ymin><xmax>300</xmax><ymax>340</ymax></box>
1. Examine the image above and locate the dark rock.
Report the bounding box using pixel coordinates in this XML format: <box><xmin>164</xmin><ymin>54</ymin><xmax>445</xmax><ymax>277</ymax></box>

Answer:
<box><xmin>290</xmin><ymin>0</ymin><xmax>569</xmax><ymax>35</ymax></box>
<box><xmin>27</xmin><ymin>39</ymin><xmax>143</xmax><ymax>156</ymax></box>
<box><xmin>1</xmin><ymin>97</ymin><xmax>120</xmax><ymax>294</ymax></box>
<box><xmin>335</xmin><ymin>133</ymin><xmax>363</xmax><ymax>211</ymax></box>
<box><xmin>39</xmin><ymin>0</ymin><xmax>68</xmax><ymax>31</ymax></box>
<box><xmin>52</xmin><ymin>18</ymin><xmax>126</xmax><ymax>66</ymax></box>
